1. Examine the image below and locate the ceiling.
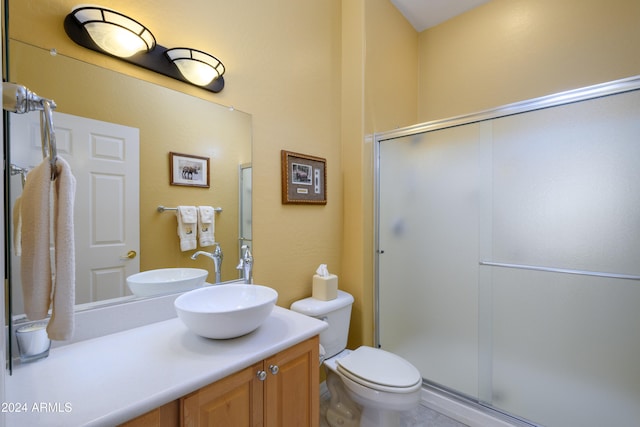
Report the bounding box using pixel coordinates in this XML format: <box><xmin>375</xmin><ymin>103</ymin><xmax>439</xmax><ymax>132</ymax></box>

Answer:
<box><xmin>391</xmin><ymin>0</ymin><xmax>491</xmax><ymax>32</ymax></box>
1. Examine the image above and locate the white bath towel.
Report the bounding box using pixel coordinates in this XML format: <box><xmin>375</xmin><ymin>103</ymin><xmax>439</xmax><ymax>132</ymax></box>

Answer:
<box><xmin>198</xmin><ymin>206</ymin><xmax>216</xmax><ymax>247</ymax></box>
<box><xmin>18</xmin><ymin>157</ymin><xmax>76</xmax><ymax>341</ymax></box>
<box><xmin>48</xmin><ymin>157</ymin><xmax>76</xmax><ymax>341</ymax></box>
<box><xmin>19</xmin><ymin>160</ymin><xmax>52</xmax><ymax>322</ymax></box>
<box><xmin>176</xmin><ymin>206</ymin><xmax>197</xmax><ymax>251</ymax></box>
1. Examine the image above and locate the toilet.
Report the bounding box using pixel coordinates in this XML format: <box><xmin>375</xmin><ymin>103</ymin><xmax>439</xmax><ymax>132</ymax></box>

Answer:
<box><xmin>291</xmin><ymin>290</ymin><xmax>422</xmax><ymax>427</ymax></box>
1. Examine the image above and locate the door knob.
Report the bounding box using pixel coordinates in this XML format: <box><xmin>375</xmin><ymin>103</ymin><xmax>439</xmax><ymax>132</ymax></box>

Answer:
<box><xmin>121</xmin><ymin>250</ymin><xmax>137</xmax><ymax>260</ymax></box>
<box><xmin>257</xmin><ymin>370</ymin><xmax>267</xmax><ymax>381</ymax></box>
<box><xmin>269</xmin><ymin>365</ymin><xmax>279</xmax><ymax>375</ymax></box>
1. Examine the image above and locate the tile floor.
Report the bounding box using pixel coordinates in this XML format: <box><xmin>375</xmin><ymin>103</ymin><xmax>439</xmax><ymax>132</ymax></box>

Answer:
<box><xmin>320</xmin><ymin>391</ymin><xmax>469</xmax><ymax>427</ymax></box>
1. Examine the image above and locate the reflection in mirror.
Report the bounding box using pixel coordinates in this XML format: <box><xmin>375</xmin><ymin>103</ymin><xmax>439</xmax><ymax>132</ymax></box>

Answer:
<box><xmin>239</xmin><ymin>163</ymin><xmax>253</xmax><ymax>257</ymax></box>
<box><xmin>7</xmin><ymin>40</ymin><xmax>252</xmax><ymax>321</ymax></box>
<box><xmin>10</xmin><ymin>110</ymin><xmax>141</xmax><ymax>312</ymax></box>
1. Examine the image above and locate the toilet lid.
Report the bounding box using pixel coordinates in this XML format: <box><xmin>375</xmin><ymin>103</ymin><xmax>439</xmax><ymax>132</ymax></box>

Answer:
<box><xmin>336</xmin><ymin>346</ymin><xmax>421</xmax><ymax>389</ymax></box>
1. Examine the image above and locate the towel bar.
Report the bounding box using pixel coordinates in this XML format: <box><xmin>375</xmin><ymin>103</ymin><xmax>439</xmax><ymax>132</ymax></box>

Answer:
<box><xmin>157</xmin><ymin>205</ymin><xmax>222</xmax><ymax>213</ymax></box>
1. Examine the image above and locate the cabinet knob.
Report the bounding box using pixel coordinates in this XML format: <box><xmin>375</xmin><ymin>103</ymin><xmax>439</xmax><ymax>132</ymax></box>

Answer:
<box><xmin>269</xmin><ymin>365</ymin><xmax>279</xmax><ymax>375</ymax></box>
<box><xmin>257</xmin><ymin>370</ymin><xmax>267</xmax><ymax>381</ymax></box>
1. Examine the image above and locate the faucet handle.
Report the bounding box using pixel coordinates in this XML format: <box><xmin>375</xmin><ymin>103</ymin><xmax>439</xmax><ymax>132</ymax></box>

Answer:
<box><xmin>237</xmin><ymin>245</ymin><xmax>253</xmax><ymax>283</ymax></box>
<box><xmin>213</xmin><ymin>243</ymin><xmax>223</xmax><ymax>259</ymax></box>
<box><xmin>243</xmin><ymin>246</ymin><xmax>253</xmax><ymax>264</ymax></box>
<box><xmin>239</xmin><ymin>245</ymin><xmax>252</xmax><ymax>263</ymax></box>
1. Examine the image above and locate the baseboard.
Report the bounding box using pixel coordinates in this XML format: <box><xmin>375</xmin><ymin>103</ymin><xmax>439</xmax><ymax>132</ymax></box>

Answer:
<box><xmin>420</xmin><ymin>386</ymin><xmax>532</xmax><ymax>427</ymax></box>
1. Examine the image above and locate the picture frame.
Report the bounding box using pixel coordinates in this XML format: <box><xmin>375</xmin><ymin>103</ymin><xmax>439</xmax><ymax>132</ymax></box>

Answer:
<box><xmin>170</xmin><ymin>152</ymin><xmax>210</xmax><ymax>188</ymax></box>
<box><xmin>281</xmin><ymin>150</ymin><xmax>327</xmax><ymax>204</ymax></box>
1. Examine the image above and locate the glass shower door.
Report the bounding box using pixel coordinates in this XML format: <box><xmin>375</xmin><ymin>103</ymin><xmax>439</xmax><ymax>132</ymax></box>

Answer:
<box><xmin>376</xmin><ymin>83</ymin><xmax>640</xmax><ymax>426</ymax></box>
<box><xmin>377</xmin><ymin>123</ymin><xmax>482</xmax><ymax>399</ymax></box>
<box><xmin>484</xmin><ymin>91</ymin><xmax>640</xmax><ymax>426</ymax></box>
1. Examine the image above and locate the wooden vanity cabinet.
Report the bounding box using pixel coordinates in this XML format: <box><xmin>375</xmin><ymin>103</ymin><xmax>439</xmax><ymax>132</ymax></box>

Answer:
<box><xmin>181</xmin><ymin>362</ymin><xmax>263</xmax><ymax>426</ymax></box>
<box><xmin>118</xmin><ymin>400</ymin><xmax>180</xmax><ymax>427</ymax></box>
<box><xmin>263</xmin><ymin>336</ymin><xmax>320</xmax><ymax>426</ymax></box>
<box><xmin>182</xmin><ymin>336</ymin><xmax>320</xmax><ymax>427</ymax></box>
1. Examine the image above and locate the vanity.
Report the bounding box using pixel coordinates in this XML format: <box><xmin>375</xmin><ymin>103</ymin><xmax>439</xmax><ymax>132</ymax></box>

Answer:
<box><xmin>5</xmin><ymin>306</ymin><xmax>327</xmax><ymax>426</ymax></box>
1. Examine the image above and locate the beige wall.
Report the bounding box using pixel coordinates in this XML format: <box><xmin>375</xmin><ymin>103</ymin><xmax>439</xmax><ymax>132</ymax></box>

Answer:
<box><xmin>418</xmin><ymin>0</ymin><xmax>640</xmax><ymax>121</ymax></box>
<box><xmin>6</xmin><ymin>0</ymin><xmax>639</xmax><ymax>355</ymax></box>
<box><xmin>365</xmin><ymin>0</ymin><xmax>419</xmax><ymax>132</ymax></box>
<box><xmin>8</xmin><ymin>0</ymin><xmax>418</xmax><ymax>350</ymax></box>
<box><xmin>342</xmin><ymin>0</ymin><xmax>418</xmax><ymax>348</ymax></box>
<box><xmin>340</xmin><ymin>0</ymin><xmax>366</xmax><ymax>348</ymax></box>
<box><xmin>9</xmin><ymin>0</ymin><xmax>343</xmax><ymax>313</ymax></box>
<box><xmin>354</xmin><ymin>0</ymin><xmax>640</xmax><ymax>347</ymax></box>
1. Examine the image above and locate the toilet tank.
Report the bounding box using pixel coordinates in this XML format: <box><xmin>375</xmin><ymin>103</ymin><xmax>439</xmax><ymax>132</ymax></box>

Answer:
<box><xmin>290</xmin><ymin>290</ymin><xmax>354</xmax><ymax>358</ymax></box>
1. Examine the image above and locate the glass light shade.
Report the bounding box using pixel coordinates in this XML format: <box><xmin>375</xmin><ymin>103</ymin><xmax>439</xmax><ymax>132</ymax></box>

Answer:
<box><xmin>71</xmin><ymin>6</ymin><xmax>155</xmax><ymax>58</ymax></box>
<box><xmin>166</xmin><ymin>48</ymin><xmax>225</xmax><ymax>87</ymax></box>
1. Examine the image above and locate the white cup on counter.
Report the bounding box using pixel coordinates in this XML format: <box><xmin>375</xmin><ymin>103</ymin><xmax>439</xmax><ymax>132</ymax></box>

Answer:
<box><xmin>16</xmin><ymin>322</ymin><xmax>51</xmax><ymax>363</ymax></box>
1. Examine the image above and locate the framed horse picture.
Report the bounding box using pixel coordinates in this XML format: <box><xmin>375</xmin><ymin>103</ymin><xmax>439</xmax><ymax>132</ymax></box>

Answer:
<box><xmin>170</xmin><ymin>152</ymin><xmax>210</xmax><ymax>188</ymax></box>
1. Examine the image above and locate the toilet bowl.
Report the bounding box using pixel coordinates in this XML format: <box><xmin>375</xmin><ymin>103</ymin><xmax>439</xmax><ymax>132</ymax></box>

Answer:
<box><xmin>325</xmin><ymin>347</ymin><xmax>421</xmax><ymax>426</ymax></box>
<box><xmin>291</xmin><ymin>291</ymin><xmax>422</xmax><ymax>427</ymax></box>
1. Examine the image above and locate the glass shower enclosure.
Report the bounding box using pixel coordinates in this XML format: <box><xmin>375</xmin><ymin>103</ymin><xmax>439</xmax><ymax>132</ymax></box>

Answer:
<box><xmin>374</xmin><ymin>76</ymin><xmax>640</xmax><ymax>427</ymax></box>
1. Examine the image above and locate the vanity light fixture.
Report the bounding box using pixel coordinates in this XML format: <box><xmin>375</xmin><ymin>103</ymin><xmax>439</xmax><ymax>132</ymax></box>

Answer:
<box><xmin>165</xmin><ymin>48</ymin><xmax>226</xmax><ymax>87</ymax></box>
<box><xmin>67</xmin><ymin>6</ymin><xmax>155</xmax><ymax>58</ymax></box>
<box><xmin>64</xmin><ymin>5</ymin><xmax>225</xmax><ymax>93</ymax></box>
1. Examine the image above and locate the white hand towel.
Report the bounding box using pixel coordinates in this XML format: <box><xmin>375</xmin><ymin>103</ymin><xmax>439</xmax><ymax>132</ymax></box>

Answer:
<box><xmin>20</xmin><ymin>160</ymin><xmax>53</xmax><ymax>323</ymax></box>
<box><xmin>198</xmin><ymin>206</ymin><xmax>216</xmax><ymax>247</ymax></box>
<box><xmin>176</xmin><ymin>206</ymin><xmax>197</xmax><ymax>251</ymax></box>
<box><xmin>48</xmin><ymin>157</ymin><xmax>76</xmax><ymax>341</ymax></box>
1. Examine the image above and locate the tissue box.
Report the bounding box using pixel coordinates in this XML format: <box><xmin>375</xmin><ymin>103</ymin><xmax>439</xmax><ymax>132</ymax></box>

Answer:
<box><xmin>312</xmin><ymin>274</ymin><xmax>338</xmax><ymax>301</ymax></box>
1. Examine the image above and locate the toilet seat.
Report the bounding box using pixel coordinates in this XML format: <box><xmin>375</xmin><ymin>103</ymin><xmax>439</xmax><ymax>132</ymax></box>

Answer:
<box><xmin>336</xmin><ymin>346</ymin><xmax>421</xmax><ymax>393</ymax></box>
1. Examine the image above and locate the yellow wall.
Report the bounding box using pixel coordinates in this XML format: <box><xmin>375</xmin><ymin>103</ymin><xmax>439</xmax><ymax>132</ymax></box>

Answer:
<box><xmin>341</xmin><ymin>0</ymin><xmax>418</xmax><ymax>348</ymax></box>
<box><xmin>8</xmin><ymin>0</ymin><xmax>639</xmax><ymax>353</ymax></box>
<box><xmin>365</xmin><ymin>0</ymin><xmax>418</xmax><ymax>132</ymax></box>
<box><xmin>353</xmin><ymin>0</ymin><xmax>640</xmax><ymax>348</ymax></box>
<box><xmin>8</xmin><ymin>0</ymin><xmax>418</xmax><ymax>349</ymax></box>
<box><xmin>341</xmin><ymin>0</ymin><xmax>367</xmax><ymax>349</ymax></box>
<box><xmin>418</xmin><ymin>0</ymin><xmax>640</xmax><ymax>121</ymax></box>
<box><xmin>9</xmin><ymin>0</ymin><xmax>343</xmax><ymax>311</ymax></box>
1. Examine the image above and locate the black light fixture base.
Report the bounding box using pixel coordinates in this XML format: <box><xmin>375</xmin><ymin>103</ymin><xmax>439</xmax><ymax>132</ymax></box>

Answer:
<box><xmin>63</xmin><ymin>14</ymin><xmax>225</xmax><ymax>93</ymax></box>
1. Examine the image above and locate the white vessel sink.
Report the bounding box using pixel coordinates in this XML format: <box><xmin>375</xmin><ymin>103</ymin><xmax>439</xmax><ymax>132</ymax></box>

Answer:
<box><xmin>126</xmin><ymin>268</ymin><xmax>208</xmax><ymax>297</ymax></box>
<box><xmin>174</xmin><ymin>284</ymin><xmax>278</xmax><ymax>339</ymax></box>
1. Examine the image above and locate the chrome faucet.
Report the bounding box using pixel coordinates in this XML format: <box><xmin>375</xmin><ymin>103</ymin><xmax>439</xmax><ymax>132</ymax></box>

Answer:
<box><xmin>236</xmin><ymin>245</ymin><xmax>253</xmax><ymax>284</ymax></box>
<box><xmin>191</xmin><ymin>243</ymin><xmax>223</xmax><ymax>283</ymax></box>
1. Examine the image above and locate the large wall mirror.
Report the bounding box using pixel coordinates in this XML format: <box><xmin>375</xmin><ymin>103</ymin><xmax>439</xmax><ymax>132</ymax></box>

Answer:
<box><xmin>4</xmin><ymin>2</ymin><xmax>252</xmax><ymax>332</ymax></box>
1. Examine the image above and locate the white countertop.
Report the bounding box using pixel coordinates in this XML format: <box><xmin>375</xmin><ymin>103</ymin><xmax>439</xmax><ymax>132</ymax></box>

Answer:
<box><xmin>5</xmin><ymin>306</ymin><xmax>327</xmax><ymax>427</ymax></box>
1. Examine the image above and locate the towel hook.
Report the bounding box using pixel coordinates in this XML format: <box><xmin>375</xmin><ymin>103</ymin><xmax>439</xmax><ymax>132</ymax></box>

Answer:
<box><xmin>1</xmin><ymin>83</ymin><xmax>58</xmax><ymax>180</ymax></box>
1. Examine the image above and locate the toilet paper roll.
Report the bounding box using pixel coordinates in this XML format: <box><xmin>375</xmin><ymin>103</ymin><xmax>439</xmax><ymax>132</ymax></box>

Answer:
<box><xmin>312</xmin><ymin>274</ymin><xmax>338</xmax><ymax>301</ymax></box>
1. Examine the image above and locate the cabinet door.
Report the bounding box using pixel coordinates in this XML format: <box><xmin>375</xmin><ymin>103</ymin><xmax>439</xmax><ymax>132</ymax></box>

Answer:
<box><xmin>182</xmin><ymin>362</ymin><xmax>264</xmax><ymax>427</ymax></box>
<box><xmin>118</xmin><ymin>400</ymin><xmax>179</xmax><ymax>427</ymax></box>
<box><xmin>264</xmin><ymin>336</ymin><xmax>320</xmax><ymax>427</ymax></box>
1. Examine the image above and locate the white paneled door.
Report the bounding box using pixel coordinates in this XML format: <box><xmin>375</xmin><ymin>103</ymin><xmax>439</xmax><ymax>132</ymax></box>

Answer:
<box><xmin>11</xmin><ymin>112</ymin><xmax>140</xmax><ymax>306</ymax></box>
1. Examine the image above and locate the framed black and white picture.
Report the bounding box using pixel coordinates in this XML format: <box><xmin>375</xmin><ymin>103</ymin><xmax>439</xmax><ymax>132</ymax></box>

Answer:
<box><xmin>170</xmin><ymin>152</ymin><xmax>210</xmax><ymax>188</ymax></box>
<box><xmin>281</xmin><ymin>150</ymin><xmax>327</xmax><ymax>204</ymax></box>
